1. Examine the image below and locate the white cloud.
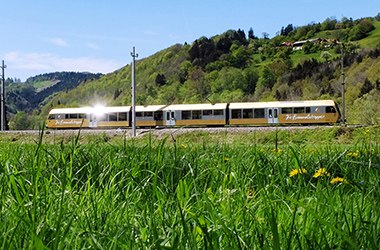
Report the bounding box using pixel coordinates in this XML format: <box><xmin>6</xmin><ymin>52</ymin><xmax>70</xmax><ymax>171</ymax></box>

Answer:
<box><xmin>49</xmin><ymin>37</ymin><xmax>69</xmax><ymax>47</ymax></box>
<box><xmin>3</xmin><ymin>51</ymin><xmax>124</xmax><ymax>80</ymax></box>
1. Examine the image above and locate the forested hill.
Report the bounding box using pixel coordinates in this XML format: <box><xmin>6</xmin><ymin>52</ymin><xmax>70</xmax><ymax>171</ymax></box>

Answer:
<box><xmin>6</xmin><ymin>72</ymin><xmax>102</xmax><ymax>125</ymax></box>
<box><xmin>12</xmin><ymin>15</ymin><xmax>380</xmax><ymax>128</ymax></box>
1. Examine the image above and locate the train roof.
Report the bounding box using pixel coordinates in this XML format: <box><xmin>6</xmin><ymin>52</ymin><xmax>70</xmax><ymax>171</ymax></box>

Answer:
<box><xmin>163</xmin><ymin>103</ymin><xmax>228</xmax><ymax>111</ymax></box>
<box><xmin>49</xmin><ymin>106</ymin><xmax>132</xmax><ymax>115</ymax></box>
<box><xmin>136</xmin><ymin>105</ymin><xmax>167</xmax><ymax>112</ymax></box>
<box><xmin>48</xmin><ymin>107</ymin><xmax>94</xmax><ymax>114</ymax></box>
<box><xmin>229</xmin><ymin>100</ymin><xmax>336</xmax><ymax>109</ymax></box>
<box><xmin>93</xmin><ymin>106</ymin><xmax>131</xmax><ymax>113</ymax></box>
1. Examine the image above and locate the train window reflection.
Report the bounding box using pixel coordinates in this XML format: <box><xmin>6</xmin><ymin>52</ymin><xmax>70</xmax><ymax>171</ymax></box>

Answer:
<box><xmin>145</xmin><ymin>112</ymin><xmax>153</xmax><ymax>117</ymax></box>
<box><xmin>214</xmin><ymin>110</ymin><xmax>223</xmax><ymax>116</ymax></box>
<box><xmin>118</xmin><ymin>112</ymin><xmax>128</xmax><ymax>121</ymax></box>
<box><xmin>326</xmin><ymin>106</ymin><xmax>336</xmax><ymax>113</ymax></box>
<box><xmin>154</xmin><ymin>111</ymin><xmax>163</xmax><ymax>121</ymax></box>
<box><xmin>294</xmin><ymin>107</ymin><xmax>304</xmax><ymax>114</ymax></box>
<box><xmin>254</xmin><ymin>109</ymin><xmax>265</xmax><ymax>118</ymax></box>
<box><xmin>243</xmin><ymin>109</ymin><xmax>253</xmax><ymax>118</ymax></box>
<box><xmin>203</xmin><ymin>110</ymin><xmax>212</xmax><ymax>116</ymax></box>
<box><xmin>232</xmin><ymin>109</ymin><xmax>241</xmax><ymax>119</ymax></box>
<box><xmin>109</xmin><ymin>113</ymin><xmax>117</xmax><ymax>121</ymax></box>
<box><xmin>192</xmin><ymin>110</ymin><xmax>201</xmax><ymax>119</ymax></box>
<box><xmin>282</xmin><ymin>108</ymin><xmax>293</xmax><ymax>114</ymax></box>
<box><xmin>182</xmin><ymin>111</ymin><xmax>191</xmax><ymax>120</ymax></box>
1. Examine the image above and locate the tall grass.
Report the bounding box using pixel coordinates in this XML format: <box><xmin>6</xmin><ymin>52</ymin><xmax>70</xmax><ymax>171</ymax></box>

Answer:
<box><xmin>0</xmin><ymin>133</ymin><xmax>379</xmax><ymax>249</ymax></box>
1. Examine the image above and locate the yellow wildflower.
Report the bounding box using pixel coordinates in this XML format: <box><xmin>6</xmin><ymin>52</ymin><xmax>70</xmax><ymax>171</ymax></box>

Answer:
<box><xmin>271</xmin><ymin>148</ymin><xmax>283</xmax><ymax>154</ymax></box>
<box><xmin>313</xmin><ymin>168</ymin><xmax>330</xmax><ymax>178</ymax></box>
<box><xmin>330</xmin><ymin>177</ymin><xmax>348</xmax><ymax>184</ymax></box>
<box><xmin>180</xmin><ymin>143</ymin><xmax>187</xmax><ymax>149</ymax></box>
<box><xmin>289</xmin><ymin>168</ymin><xmax>307</xmax><ymax>177</ymax></box>
<box><xmin>224</xmin><ymin>157</ymin><xmax>230</xmax><ymax>162</ymax></box>
<box><xmin>246</xmin><ymin>187</ymin><xmax>254</xmax><ymax>199</ymax></box>
<box><xmin>347</xmin><ymin>151</ymin><xmax>359</xmax><ymax>158</ymax></box>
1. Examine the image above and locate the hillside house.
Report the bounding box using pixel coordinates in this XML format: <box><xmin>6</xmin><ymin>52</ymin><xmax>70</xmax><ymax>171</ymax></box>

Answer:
<box><xmin>292</xmin><ymin>38</ymin><xmax>323</xmax><ymax>50</ymax></box>
<box><xmin>281</xmin><ymin>38</ymin><xmax>338</xmax><ymax>51</ymax></box>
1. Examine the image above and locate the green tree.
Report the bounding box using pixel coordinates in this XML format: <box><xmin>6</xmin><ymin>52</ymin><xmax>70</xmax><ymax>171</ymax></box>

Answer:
<box><xmin>321</xmin><ymin>17</ymin><xmax>337</xmax><ymax>31</ymax></box>
<box><xmin>259</xmin><ymin>66</ymin><xmax>276</xmax><ymax>89</ymax></box>
<box><xmin>8</xmin><ymin>111</ymin><xmax>32</xmax><ymax>130</ymax></box>
<box><xmin>243</xmin><ymin>66</ymin><xmax>259</xmax><ymax>94</ymax></box>
<box><xmin>248</xmin><ymin>27</ymin><xmax>256</xmax><ymax>39</ymax></box>
<box><xmin>349</xmin><ymin>19</ymin><xmax>375</xmax><ymax>41</ymax></box>
<box><xmin>210</xmin><ymin>67</ymin><xmax>246</xmax><ymax>93</ymax></box>
<box><xmin>230</xmin><ymin>45</ymin><xmax>250</xmax><ymax>68</ymax></box>
<box><xmin>359</xmin><ymin>78</ymin><xmax>373</xmax><ymax>97</ymax></box>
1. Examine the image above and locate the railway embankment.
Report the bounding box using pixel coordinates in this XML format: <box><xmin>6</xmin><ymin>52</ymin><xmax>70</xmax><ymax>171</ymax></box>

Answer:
<box><xmin>0</xmin><ymin>125</ymin><xmax>378</xmax><ymax>145</ymax></box>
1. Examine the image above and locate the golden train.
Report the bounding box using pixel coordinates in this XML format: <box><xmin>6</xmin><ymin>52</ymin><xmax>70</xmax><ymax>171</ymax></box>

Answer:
<box><xmin>46</xmin><ymin>100</ymin><xmax>341</xmax><ymax>129</ymax></box>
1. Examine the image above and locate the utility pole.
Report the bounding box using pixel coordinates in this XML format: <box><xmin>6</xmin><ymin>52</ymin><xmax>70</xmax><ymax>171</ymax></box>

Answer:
<box><xmin>340</xmin><ymin>44</ymin><xmax>346</xmax><ymax>126</ymax></box>
<box><xmin>0</xmin><ymin>60</ymin><xmax>6</xmax><ymax>131</ymax></box>
<box><xmin>130</xmin><ymin>47</ymin><xmax>138</xmax><ymax>137</ymax></box>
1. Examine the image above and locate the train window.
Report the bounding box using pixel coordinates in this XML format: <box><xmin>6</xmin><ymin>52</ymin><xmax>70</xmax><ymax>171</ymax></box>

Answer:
<box><xmin>294</xmin><ymin>107</ymin><xmax>304</xmax><ymax>114</ymax></box>
<box><xmin>281</xmin><ymin>107</ymin><xmax>293</xmax><ymax>114</ymax></box>
<box><xmin>57</xmin><ymin>114</ymin><xmax>64</xmax><ymax>119</ymax></box>
<box><xmin>136</xmin><ymin>112</ymin><xmax>143</xmax><ymax>117</ymax></box>
<box><xmin>326</xmin><ymin>106</ymin><xmax>336</xmax><ymax>113</ymax></box>
<box><xmin>78</xmin><ymin>113</ymin><xmax>86</xmax><ymax>119</ymax></box>
<box><xmin>69</xmin><ymin>114</ymin><xmax>78</xmax><ymax>119</ymax></box>
<box><xmin>305</xmin><ymin>107</ymin><xmax>311</xmax><ymax>113</ymax></box>
<box><xmin>214</xmin><ymin>110</ymin><xmax>223</xmax><ymax>116</ymax></box>
<box><xmin>97</xmin><ymin>114</ymin><xmax>107</xmax><ymax>121</ymax></box>
<box><xmin>192</xmin><ymin>110</ymin><xmax>202</xmax><ymax>119</ymax></box>
<box><xmin>154</xmin><ymin>111</ymin><xmax>163</xmax><ymax>121</ymax></box>
<box><xmin>48</xmin><ymin>114</ymin><xmax>55</xmax><ymax>119</ymax></box>
<box><xmin>182</xmin><ymin>111</ymin><xmax>191</xmax><ymax>120</ymax></box>
<box><xmin>109</xmin><ymin>113</ymin><xmax>117</xmax><ymax>121</ymax></box>
<box><xmin>145</xmin><ymin>112</ymin><xmax>153</xmax><ymax>117</ymax></box>
<box><xmin>232</xmin><ymin>109</ymin><xmax>242</xmax><ymax>119</ymax></box>
<box><xmin>65</xmin><ymin>114</ymin><xmax>69</xmax><ymax>119</ymax></box>
<box><xmin>118</xmin><ymin>112</ymin><xmax>128</xmax><ymax>121</ymax></box>
<box><xmin>203</xmin><ymin>110</ymin><xmax>212</xmax><ymax>116</ymax></box>
<box><xmin>254</xmin><ymin>109</ymin><xmax>265</xmax><ymax>118</ymax></box>
<box><xmin>243</xmin><ymin>109</ymin><xmax>253</xmax><ymax>118</ymax></box>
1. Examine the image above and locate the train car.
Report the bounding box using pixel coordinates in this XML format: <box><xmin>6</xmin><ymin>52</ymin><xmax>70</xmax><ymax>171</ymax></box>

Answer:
<box><xmin>135</xmin><ymin>105</ymin><xmax>167</xmax><ymax>127</ymax></box>
<box><xmin>90</xmin><ymin>106</ymin><xmax>131</xmax><ymax>128</ymax></box>
<box><xmin>46</xmin><ymin>107</ymin><xmax>93</xmax><ymax>129</ymax></box>
<box><xmin>162</xmin><ymin>103</ymin><xmax>228</xmax><ymax>127</ymax></box>
<box><xmin>229</xmin><ymin>100</ymin><xmax>340</xmax><ymax>125</ymax></box>
<box><xmin>46</xmin><ymin>100</ymin><xmax>340</xmax><ymax>129</ymax></box>
<box><xmin>46</xmin><ymin>106</ymin><xmax>131</xmax><ymax>129</ymax></box>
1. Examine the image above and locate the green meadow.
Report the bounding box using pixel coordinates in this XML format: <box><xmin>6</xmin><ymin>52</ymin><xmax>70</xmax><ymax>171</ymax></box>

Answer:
<box><xmin>0</xmin><ymin>126</ymin><xmax>379</xmax><ymax>249</ymax></box>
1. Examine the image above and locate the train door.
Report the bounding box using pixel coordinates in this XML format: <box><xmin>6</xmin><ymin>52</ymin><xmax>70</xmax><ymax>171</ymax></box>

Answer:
<box><xmin>89</xmin><ymin>114</ymin><xmax>98</xmax><ymax>128</ymax></box>
<box><xmin>165</xmin><ymin>110</ymin><xmax>176</xmax><ymax>126</ymax></box>
<box><xmin>268</xmin><ymin>108</ymin><xmax>279</xmax><ymax>124</ymax></box>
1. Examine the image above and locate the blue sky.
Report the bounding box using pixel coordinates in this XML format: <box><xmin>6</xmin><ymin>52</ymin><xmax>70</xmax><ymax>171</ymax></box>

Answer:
<box><xmin>1</xmin><ymin>0</ymin><xmax>379</xmax><ymax>81</ymax></box>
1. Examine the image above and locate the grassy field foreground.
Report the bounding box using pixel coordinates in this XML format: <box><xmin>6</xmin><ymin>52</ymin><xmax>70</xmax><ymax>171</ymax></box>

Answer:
<box><xmin>0</xmin><ymin>126</ymin><xmax>379</xmax><ymax>249</ymax></box>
